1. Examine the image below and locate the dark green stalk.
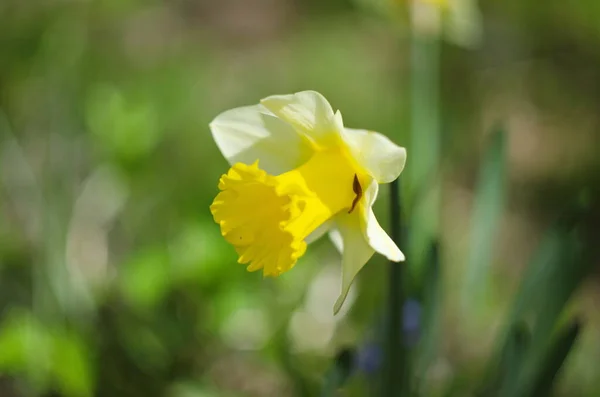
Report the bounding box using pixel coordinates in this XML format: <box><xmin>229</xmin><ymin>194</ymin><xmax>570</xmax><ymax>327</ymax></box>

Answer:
<box><xmin>383</xmin><ymin>178</ymin><xmax>406</xmax><ymax>396</ymax></box>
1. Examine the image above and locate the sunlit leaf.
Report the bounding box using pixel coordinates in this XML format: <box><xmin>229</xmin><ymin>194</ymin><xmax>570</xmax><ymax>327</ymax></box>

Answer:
<box><xmin>0</xmin><ymin>311</ymin><xmax>52</xmax><ymax>389</ymax></box>
<box><xmin>85</xmin><ymin>84</ymin><xmax>161</xmax><ymax>161</ymax></box>
<box><xmin>169</xmin><ymin>221</ymin><xmax>231</xmax><ymax>286</ymax></box>
<box><xmin>119</xmin><ymin>248</ymin><xmax>171</xmax><ymax>310</ymax></box>
<box><xmin>51</xmin><ymin>331</ymin><xmax>95</xmax><ymax>397</ymax></box>
<box><xmin>0</xmin><ymin>311</ymin><xmax>94</xmax><ymax>397</ymax></box>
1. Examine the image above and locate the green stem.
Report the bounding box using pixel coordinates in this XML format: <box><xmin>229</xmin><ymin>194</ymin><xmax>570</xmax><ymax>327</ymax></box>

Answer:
<box><xmin>383</xmin><ymin>178</ymin><xmax>406</xmax><ymax>396</ymax></box>
<box><xmin>383</xmin><ymin>16</ymin><xmax>442</xmax><ymax>396</ymax></box>
<box><xmin>408</xmin><ymin>32</ymin><xmax>441</xmax><ymax>283</ymax></box>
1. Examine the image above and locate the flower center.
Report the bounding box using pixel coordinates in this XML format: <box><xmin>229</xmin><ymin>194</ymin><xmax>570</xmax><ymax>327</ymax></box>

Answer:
<box><xmin>210</xmin><ymin>149</ymin><xmax>359</xmax><ymax>276</ymax></box>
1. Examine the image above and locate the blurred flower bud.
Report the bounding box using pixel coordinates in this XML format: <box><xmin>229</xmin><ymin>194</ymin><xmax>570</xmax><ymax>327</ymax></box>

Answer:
<box><xmin>402</xmin><ymin>298</ymin><xmax>422</xmax><ymax>346</ymax></box>
<box><xmin>356</xmin><ymin>342</ymin><xmax>383</xmax><ymax>375</ymax></box>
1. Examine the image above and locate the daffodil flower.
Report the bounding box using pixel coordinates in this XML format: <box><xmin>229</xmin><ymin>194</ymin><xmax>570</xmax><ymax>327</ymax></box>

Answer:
<box><xmin>209</xmin><ymin>91</ymin><xmax>406</xmax><ymax>314</ymax></box>
<box><xmin>410</xmin><ymin>0</ymin><xmax>482</xmax><ymax>48</ymax></box>
<box><xmin>354</xmin><ymin>0</ymin><xmax>482</xmax><ymax>48</ymax></box>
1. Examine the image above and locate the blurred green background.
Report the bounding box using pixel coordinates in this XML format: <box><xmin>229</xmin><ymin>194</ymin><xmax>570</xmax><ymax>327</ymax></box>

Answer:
<box><xmin>1</xmin><ymin>0</ymin><xmax>599</xmax><ymax>396</ymax></box>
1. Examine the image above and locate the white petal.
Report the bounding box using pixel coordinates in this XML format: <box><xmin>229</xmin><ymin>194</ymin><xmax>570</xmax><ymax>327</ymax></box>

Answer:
<box><xmin>210</xmin><ymin>104</ymin><xmax>313</xmax><ymax>175</ymax></box>
<box><xmin>331</xmin><ymin>178</ymin><xmax>405</xmax><ymax>314</ymax></box>
<box><xmin>305</xmin><ymin>220</ymin><xmax>333</xmax><ymax>244</ymax></box>
<box><xmin>260</xmin><ymin>91</ymin><xmax>341</xmax><ymax>146</ymax></box>
<box><xmin>341</xmin><ymin>128</ymin><xmax>406</xmax><ymax>184</ymax></box>
<box><xmin>332</xmin><ymin>213</ymin><xmax>375</xmax><ymax>315</ymax></box>
<box><xmin>328</xmin><ymin>228</ymin><xmax>343</xmax><ymax>253</ymax></box>
<box><xmin>445</xmin><ymin>0</ymin><xmax>483</xmax><ymax>49</ymax></box>
<box><xmin>362</xmin><ymin>178</ymin><xmax>405</xmax><ymax>261</ymax></box>
<box><xmin>365</xmin><ymin>208</ymin><xmax>405</xmax><ymax>262</ymax></box>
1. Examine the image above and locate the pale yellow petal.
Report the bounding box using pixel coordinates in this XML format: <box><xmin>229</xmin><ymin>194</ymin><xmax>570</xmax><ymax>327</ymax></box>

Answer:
<box><xmin>361</xmin><ymin>178</ymin><xmax>405</xmax><ymax>261</ymax></box>
<box><xmin>210</xmin><ymin>104</ymin><xmax>313</xmax><ymax>175</ymax></box>
<box><xmin>341</xmin><ymin>128</ymin><xmax>407</xmax><ymax>184</ymax></box>
<box><xmin>331</xmin><ymin>178</ymin><xmax>404</xmax><ymax>314</ymax></box>
<box><xmin>328</xmin><ymin>228</ymin><xmax>343</xmax><ymax>253</ymax></box>
<box><xmin>260</xmin><ymin>91</ymin><xmax>342</xmax><ymax>146</ymax></box>
<box><xmin>445</xmin><ymin>0</ymin><xmax>483</xmax><ymax>49</ymax></box>
<box><xmin>332</xmin><ymin>212</ymin><xmax>375</xmax><ymax>315</ymax></box>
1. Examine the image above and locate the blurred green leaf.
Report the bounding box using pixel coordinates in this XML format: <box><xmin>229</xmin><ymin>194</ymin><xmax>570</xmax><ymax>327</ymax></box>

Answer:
<box><xmin>39</xmin><ymin>17</ymin><xmax>86</xmax><ymax>71</ymax></box>
<box><xmin>482</xmin><ymin>321</ymin><xmax>530</xmax><ymax>396</ymax></box>
<box><xmin>208</xmin><ymin>287</ymin><xmax>260</xmax><ymax>331</ymax></box>
<box><xmin>407</xmin><ymin>33</ymin><xmax>441</xmax><ymax>285</ymax></box>
<box><xmin>51</xmin><ymin>330</ymin><xmax>95</xmax><ymax>397</ymax></box>
<box><xmin>485</xmin><ymin>204</ymin><xmax>590</xmax><ymax>397</ymax></box>
<box><xmin>118</xmin><ymin>324</ymin><xmax>169</xmax><ymax>372</ymax></box>
<box><xmin>119</xmin><ymin>248</ymin><xmax>171</xmax><ymax>310</ymax></box>
<box><xmin>0</xmin><ymin>311</ymin><xmax>94</xmax><ymax>397</ymax></box>
<box><xmin>169</xmin><ymin>221</ymin><xmax>231</xmax><ymax>287</ymax></box>
<box><xmin>85</xmin><ymin>84</ymin><xmax>161</xmax><ymax>161</ymax></box>
<box><xmin>168</xmin><ymin>382</ymin><xmax>218</xmax><ymax>397</ymax></box>
<box><xmin>167</xmin><ymin>381</ymin><xmax>241</xmax><ymax>397</ymax></box>
<box><xmin>462</xmin><ymin>126</ymin><xmax>506</xmax><ymax>312</ymax></box>
<box><xmin>0</xmin><ymin>310</ymin><xmax>51</xmax><ymax>386</ymax></box>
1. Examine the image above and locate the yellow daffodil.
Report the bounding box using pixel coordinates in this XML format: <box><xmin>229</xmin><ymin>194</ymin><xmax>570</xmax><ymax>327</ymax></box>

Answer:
<box><xmin>209</xmin><ymin>91</ymin><xmax>406</xmax><ymax>314</ymax></box>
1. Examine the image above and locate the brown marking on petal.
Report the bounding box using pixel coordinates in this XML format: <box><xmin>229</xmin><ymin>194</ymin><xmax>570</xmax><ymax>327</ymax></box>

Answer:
<box><xmin>348</xmin><ymin>174</ymin><xmax>362</xmax><ymax>214</ymax></box>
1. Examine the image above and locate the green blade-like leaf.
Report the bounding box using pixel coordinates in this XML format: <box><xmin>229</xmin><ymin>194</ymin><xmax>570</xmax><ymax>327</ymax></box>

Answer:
<box><xmin>529</xmin><ymin>320</ymin><xmax>582</xmax><ymax>397</ymax></box>
<box><xmin>414</xmin><ymin>241</ymin><xmax>442</xmax><ymax>390</ymax></box>
<box><xmin>407</xmin><ymin>33</ymin><xmax>441</xmax><ymax>285</ymax></box>
<box><xmin>492</xmin><ymin>322</ymin><xmax>530</xmax><ymax>396</ymax></box>
<box><xmin>485</xmin><ymin>202</ymin><xmax>591</xmax><ymax>397</ymax></box>
<box><xmin>462</xmin><ymin>125</ymin><xmax>506</xmax><ymax>312</ymax></box>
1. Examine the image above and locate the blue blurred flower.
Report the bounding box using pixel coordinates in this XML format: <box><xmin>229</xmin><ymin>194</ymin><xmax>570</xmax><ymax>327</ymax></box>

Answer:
<box><xmin>355</xmin><ymin>298</ymin><xmax>422</xmax><ymax>374</ymax></box>
<box><xmin>402</xmin><ymin>298</ymin><xmax>422</xmax><ymax>346</ymax></box>
<box><xmin>356</xmin><ymin>342</ymin><xmax>383</xmax><ymax>375</ymax></box>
